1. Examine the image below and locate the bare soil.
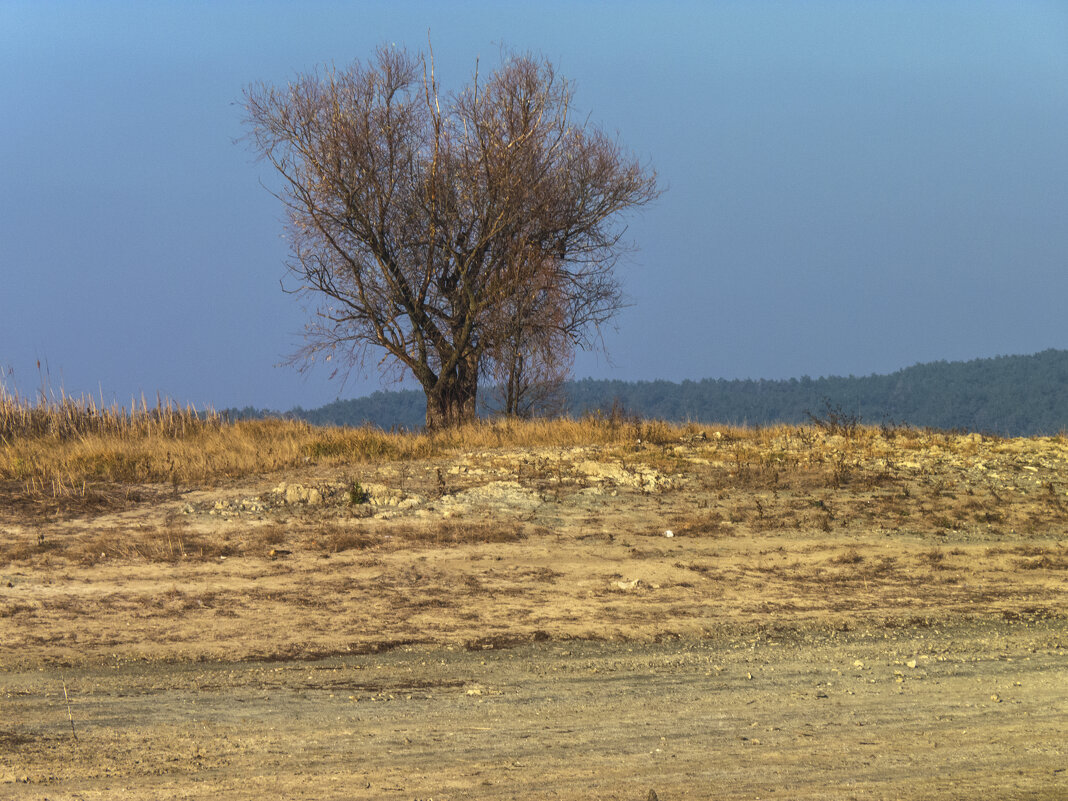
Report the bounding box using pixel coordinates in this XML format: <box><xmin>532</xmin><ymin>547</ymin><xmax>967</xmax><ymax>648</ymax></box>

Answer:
<box><xmin>2</xmin><ymin>430</ymin><xmax>1066</xmax><ymax>798</ymax></box>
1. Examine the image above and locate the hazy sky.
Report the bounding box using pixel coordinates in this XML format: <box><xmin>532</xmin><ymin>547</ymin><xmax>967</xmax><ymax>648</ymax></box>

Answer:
<box><xmin>3</xmin><ymin>1</ymin><xmax>1067</xmax><ymax>410</ymax></box>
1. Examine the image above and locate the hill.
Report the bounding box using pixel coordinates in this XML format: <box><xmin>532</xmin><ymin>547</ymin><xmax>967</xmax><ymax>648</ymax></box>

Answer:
<box><xmin>227</xmin><ymin>349</ymin><xmax>1068</xmax><ymax>436</ymax></box>
<box><xmin>5</xmin><ymin>410</ymin><xmax>1067</xmax><ymax>797</ymax></box>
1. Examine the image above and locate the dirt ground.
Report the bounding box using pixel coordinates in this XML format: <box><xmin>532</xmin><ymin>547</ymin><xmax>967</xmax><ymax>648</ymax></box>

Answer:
<box><xmin>2</xmin><ymin>429</ymin><xmax>1067</xmax><ymax>798</ymax></box>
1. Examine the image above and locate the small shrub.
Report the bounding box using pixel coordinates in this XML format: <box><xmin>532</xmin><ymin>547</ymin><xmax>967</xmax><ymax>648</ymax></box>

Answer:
<box><xmin>805</xmin><ymin>398</ymin><xmax>862</xmax><ymax>438</ymax></box>
<box><xmin>348</xmin><ymin>481</ymin><xmax>371</xmax><ymax>505</ymax></box>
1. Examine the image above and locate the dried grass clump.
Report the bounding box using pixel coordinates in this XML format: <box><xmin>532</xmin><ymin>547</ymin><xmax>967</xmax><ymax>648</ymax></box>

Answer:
<box><xmin>310</xmin><ymin>523</ymin><xmax>376</xmax><ymax>554</ymax></box>
<box><xmin>669</xmin><ymin>512</ymin><xmax>729</xmax><ymax>538</ymax></box>
<box><xmin>399</xmin><ymin>520</ymin><xmax>525</xmax><ymax>546</ymax></box>
<box><xmin>830</xmin><ymin>548</ymin><xmax>865</xmax><ymax>565</ymax></box>
<box><xmin>73</xmin><ymin>525</ymin><xmax>234</xmax><ymax>564</ymax></box>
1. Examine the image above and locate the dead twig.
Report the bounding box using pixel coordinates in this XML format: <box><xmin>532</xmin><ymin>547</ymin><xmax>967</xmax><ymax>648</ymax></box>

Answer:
<box><xmin>62</xmin><ymin>681</ymin><xmax>77</xmax><ymax>741</ymax></box>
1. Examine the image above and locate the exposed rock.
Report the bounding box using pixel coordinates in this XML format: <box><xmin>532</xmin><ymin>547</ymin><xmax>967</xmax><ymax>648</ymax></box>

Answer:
<box><xmin>575</xmin><ymin>461</ymin><xmax>674</xmax><ymax>492</ymax></box>
<box><xmin>438</xmin><ymin>481</ymin><xmax>543</xmax><ymax>513</ymax></box>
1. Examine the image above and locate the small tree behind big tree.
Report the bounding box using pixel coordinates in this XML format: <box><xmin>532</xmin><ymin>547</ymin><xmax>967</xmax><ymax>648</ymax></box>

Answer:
<box><xmin>243</xmin><ymin>45</ymin><xmax>658</xmax><ymax>429</ymax></box>
<box><xmin>482</xmin><ymin>249</ymin><xmax>574</xmax><ymax>418</ymax></box>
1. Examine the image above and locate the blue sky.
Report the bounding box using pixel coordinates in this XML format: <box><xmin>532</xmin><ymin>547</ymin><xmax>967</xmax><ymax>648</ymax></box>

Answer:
<box><xmin>2</xmin><ymin>1</ymin><xmax>1067</xmax><ymax>410</ymax></box>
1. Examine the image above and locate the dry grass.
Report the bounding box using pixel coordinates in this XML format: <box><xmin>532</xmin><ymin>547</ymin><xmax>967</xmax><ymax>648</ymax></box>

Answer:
<box><xmin>0</xmin><ymin>512</ymin><xmax>529</xmax><ymax>566</ymax></box>
<box><xmin>0</xmin><ymin>386</ymin><xmax>222</xmax><ymax>442</ymax></box>
<box><xmin>7</xmin><ymin>388</ymin><xmax>1068</xmax><ymax>552</ymax></box>
<box><xmin>0</xmin><ymin>521</ymin><xmax>240</xmax><ymax>565</ymax></box>
<box><xmin>0</xmin><ymin>390</ymin><xmax>703</xmax><ymax>507</ymax></box>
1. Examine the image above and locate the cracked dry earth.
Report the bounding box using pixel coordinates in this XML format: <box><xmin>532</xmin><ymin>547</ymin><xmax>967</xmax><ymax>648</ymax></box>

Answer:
<box><xmin>1</xmin><ymin>429</ymin><xmax>1067</xmax><ymax>799</ymax></box>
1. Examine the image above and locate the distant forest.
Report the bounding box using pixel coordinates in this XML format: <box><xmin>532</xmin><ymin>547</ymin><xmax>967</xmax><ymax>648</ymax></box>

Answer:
<box><xmin>225</xmin><ymin>349</ymin><xmax>1068</xmax><ymax>437</ymax></box>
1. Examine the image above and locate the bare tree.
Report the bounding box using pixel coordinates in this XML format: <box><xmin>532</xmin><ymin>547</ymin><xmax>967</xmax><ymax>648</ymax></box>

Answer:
<box><xmin>243</xmin><ymin>45</ymin><xmax>658</xmax><ymax>429</ymax></box>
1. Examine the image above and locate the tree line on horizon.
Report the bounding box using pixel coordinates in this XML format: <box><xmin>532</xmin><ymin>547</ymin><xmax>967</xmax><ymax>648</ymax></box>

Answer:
<box><xmin>226</xmin><ymin>349</ymin><xmax>1068</xmax><ymax>438</ymax></box>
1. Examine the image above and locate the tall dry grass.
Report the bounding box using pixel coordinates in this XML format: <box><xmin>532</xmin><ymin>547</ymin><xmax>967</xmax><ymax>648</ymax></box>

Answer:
<box><xmin>8</xmin><ymin>381</ymin><xmax>1033</xmax><ymax>508</ymax></box>
<box><xmin>0</xmin><ymin>388</ymin><xmax>707</xmax><ymax>499</ymax></box>
<box><xmin>0</xmin><ymin>387</ymin><xmax>217</xmax><ymax>442</ymax></box>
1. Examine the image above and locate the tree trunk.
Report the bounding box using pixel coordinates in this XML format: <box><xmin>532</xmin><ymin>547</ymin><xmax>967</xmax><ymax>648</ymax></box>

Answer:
<box><xmin>505</xmin><ymin>350</ymin><xmax>523</xmax><ymax>418</ymax></box>
<box><xmin>424</xmin><ymin>357</ymin><xmax>480</xmax><ymax>430</ymax></box>
<box><xmin>425</xmin><ymin>382</ymin><xmax>478</xmax><ymax>429</ymax></box>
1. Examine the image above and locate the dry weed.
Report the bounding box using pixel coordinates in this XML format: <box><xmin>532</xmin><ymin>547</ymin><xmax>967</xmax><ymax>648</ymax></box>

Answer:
<box><xmin>399</xmin><ymin>520</ymin><xmax>525</xmax><ymax>546</ymax></box>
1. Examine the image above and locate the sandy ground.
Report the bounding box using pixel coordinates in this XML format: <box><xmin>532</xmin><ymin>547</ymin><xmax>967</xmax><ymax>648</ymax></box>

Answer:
<box><xmin>1</xmin><ymin>430</ymin><xmax>1066</xmax><ymax>797</ymax></box>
